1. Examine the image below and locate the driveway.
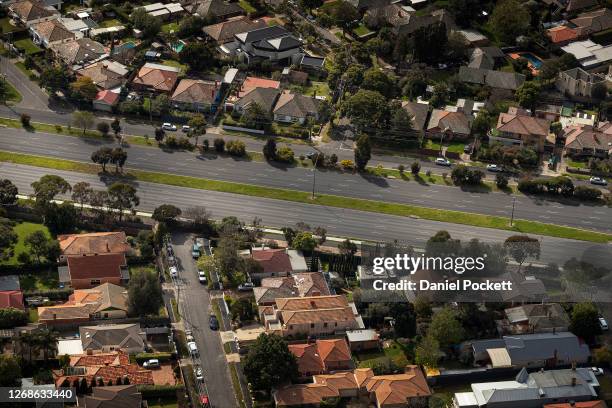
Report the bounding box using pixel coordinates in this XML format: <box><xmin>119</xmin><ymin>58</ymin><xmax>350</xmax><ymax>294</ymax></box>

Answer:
<box><xmin>0</xmin><ymin>56</ymin><xmax>50</xmax><ymax>111</ymax></box>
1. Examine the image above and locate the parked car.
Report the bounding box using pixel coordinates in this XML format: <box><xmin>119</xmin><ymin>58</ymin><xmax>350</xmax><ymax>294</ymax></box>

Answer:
<box><xmin>435</xmin><ymin>157</ymin><xmax>451</xmax><ymax>166</ymax></box>
<box><xmin>185</xmin><ymin>330</ymin><xmax>194</xmax><ymax>343</ymax></box>
<box><xmin>192</xmin><ymin>244</ymin><xmax>201</xmax><ymax>259</ymax></box>
<box><xmin>590</xmin><ymin>176</ymin><xmax>608</xmax><ymax>186</ymax></box>
<box><xmin>162</xmin><ymin>123</ymin><xmax>177</xmax><ymax>131</ymax></box>
<box><xmin>591</xmin><ymin>367</ymin><xmax>604</xmax><ymax>376</ymax></box>
<box><xmin>194</xmin><ymin>366</ymin><xmax>204</xmax><ymax>381</ymax></box>
<box><xmin>209</xmin><ymin>315</ymin><xmax>219</xmax><ymax>330</ymax></box>
<box><xmin>464</xmin><ymin>144</ymin><xmax>472</xmax><ymax>154</ymax></box>
<box><xmin>26</xmin><ymin>296</ymin><xmax>49</xmax><ymax>306</ymax></box>
<box><xmin>486</xmin><ymin>164</ymin><xmax>503</xmax><ymax>172</ymax></box>
<box><xmin>182</xmin><ymin>125</ymin><xmax>191</xmax><ymax>132</ymax></box>
<box><xmin>187</xmin><ymin>341</ymin><xmax>199</xmax><ymax>356</ymax></box>
<box><xmin>198</xmin><ymin>271</ymin><xmax>207</xmax><ymax>285</ymax></box>
<box><xmin>143</xmin><ymin>359</ymin><xmax>160</xmax><ymax>368</ymax></box>
<box><xmin>169</xmin><ymin>266</ymin><xmax>178</xmax><ymax>278</ymax></box>
<box><xmin>238</xmin><ymin>282</ymin><xmax>254</xmax><ymax>291</ymax></box>
<box><xmin>599</xmin><ymin>317</ymin><xmax>609</xmax><ymax>331</ymax></box>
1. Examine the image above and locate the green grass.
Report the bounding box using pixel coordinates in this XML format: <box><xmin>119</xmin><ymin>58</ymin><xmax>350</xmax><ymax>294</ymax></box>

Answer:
<box><xmin>3</xmin><ymin>222</ymin><xmax>51</xmax><ymax>266</ymax></box>
<box><xmin>98</xmin><ymin>19</ymin><xmax>122</xmax><ymax>28</ymax></box>
<box><xmin>223</xmin><ymin>342</ymin><xmax>232</xmax><ymax>354</ymax></box>
<box><xmin>1</xmin><ymin>150</ymin><xmax>610</xmax><ymax>243</ymax></box>
<box><xmin>352</xmin><ymin>23</ymin><xmax>373</xmax><ymax>37</ymax></box>
<box><xmin>0</xmin><ymin>18</ymin><xmax>20</xmax><ymax>34</ymax></box>
<box><xmin>28</xmin><ymin>308</ymin><xmax>38</xmax><ymax>323</ymax></box>
<box><xmin>229</xmin><ymin>364</ymin><xmax>247</xmax><ymax>408</ymax></box>
<box><xmin>14</xmin><ymin>62</ymin><xmax>32</xmax><ymax>77</ymax></box>
<box><xmin>304</xmin><ymin>81</ymin><xmax>330</xmax><ymax>98</ymax></box>
<box><xmin>0</xmin><ymin>117</ymin><xmax>107</xmax><ymax>139</ymax></box>
<box><xmin>424</xmin><ymin>139</ymin><xmax>465</xmax><ymax>154</ymax></box>
<box><xmin>566</xmin><ymin>159</ymin><xmax>588</xmax><ymax>169</ymax></box>
<box><xmin>4</xmin><ymin>80</ymin><xmax>22</xmax><ymax>103</ymax></box>
<box><xmin>19</xmin><ymin>269</ymin><xmax>59</xmax><ymax>291</ymax></box>
<box><xmin>13</xmin><ymin>39</ymin><xmax>43</xmax><ymax>55</ymax></box>
<box><xmin>161</xmin><ymin>22</ymin><xmax>179</xmax><ymax>34</ymax></box>
<box><xmin>171</xmin><ymin>299</ymin><xmax>181</xmax><ymax>321</ymax></box>
<box><xmin>355</xmin><ymin>341</ymin><xmax>410</xmax><ymax>368</ymax></box>
<box><xmin>160</xmin><ymin>59</ymin><xmax>187</xmax><ymax>72</ymax></box>
<box><xmin>238</xmin><ymin>0</ymin><xmax>256</xmax><ymax>13</ymax></box>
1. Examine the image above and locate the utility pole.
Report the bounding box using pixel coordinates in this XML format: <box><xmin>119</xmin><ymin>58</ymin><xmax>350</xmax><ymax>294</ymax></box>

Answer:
<box><xmin>510</xmin><ymin>196</ymin><xmax>516</xmax><ymax>227</ymax></box>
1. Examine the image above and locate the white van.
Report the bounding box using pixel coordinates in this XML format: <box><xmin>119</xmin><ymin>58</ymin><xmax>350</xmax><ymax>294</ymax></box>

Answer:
<box><xmin>187</xmin><ymin>341</ymin><xmax>199</xmax><ymax>356</ymax></box>
<box><xmin>143</xmin><ymin>359</ymin><xmax>159</xmax><ymax>368</ymax></box>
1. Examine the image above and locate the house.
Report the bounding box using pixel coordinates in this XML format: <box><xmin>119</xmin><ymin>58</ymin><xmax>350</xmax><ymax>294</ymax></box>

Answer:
<box><xmin>249</xmin><ymin>247</ymin><xmax>308</xmax><ymax>280</ymax></box>
<box><xmin>93</xmin><ymin>90</ymin><xmax>120</xmax><ymax>112</ymax></box>
<box><xmin>77</xmin><ymin>60</ymin><xmax>129</xmax><ymax>91</ymax></box>
<box><xmin>289</xmin><ymin>339</ymin><xmax>353</xmax><ymax>377</ymax></box>
<box><xmin>274</xmin><ymin>365</ymin><xmax>431</xmax><ymax>407</ymax></box>
<box><xmin>0</xmin><ymin>290</ymin><xmax>25</xmax><ymax>310</ymax></box>
<box><xmin>53</xmin><ymin>351</ymin><xmax>154</xmax><ymax>388</ymax></box>
<box><xmin>547</xmin><ymin>25</ymin><xmax>579</xmax><ymax>45</ymax></box>
<box><xmin>570</xmin><ymin>8</ymin><xmax>612</xmax><ymax>36</ymax></box>
<box><xmin>171</xmin><ymin>79</ymin><xmax>221</xmax><ymax>112</ymax></box>
<box><xmin>561</xmin><ymin>40</ymin><xmax>612</xmax><ymax>69</ymax></box>
<box><xmin>60</xmin><ymin>252</ymin><xmax>128</xmax><ymax>289</ymax></box>
<box><xmin>59</xmin><ymin>17</ymin><xmax>90</xmax><ymax>37</ymax></box>
<box><xmin>454</xmin><ymin>366</ymin><xmax>599</xmax><ymax>408</ymax></box>
<box><xmin>556</xmin><ymin>67</ymin><xmax>611</xmax><ymax>99</ymax></box>
<box><xmin>232</xmin><ymin>25</ymin><xmax>303</xmax><ymax>65</ymax></box>
<box><xmin>542</xmin><ymin>0</ymin><xmax>597</xmax><ymax>13</ymax></box>
<box><xmin>426</xmin><ymin>108</ymin><xmax>472</xmax><ymax>141</ymax></box>
<box><xmin>82</xmin><ymin>385</ymin><xmax>143</xmax><ymax>408</ymax></box>
<box><xmin>254</xmin><ymin>272</ymin><xmax>331</xmax><ymax>306</ymax></box>
<box><xmin>237</xmin><ymin>76</ymin><xmax>280</xmax><ymax>98</ymax></box>
<box><xmin>563</xmin><ymin>125</ymin><xmax>612</xmax><ymax>157</ymax></box>
<box><xmin>273</xmin><ymin>91</ymin><xmax>320</xmax><ymax>124</ymax></box>
<box><xmin>365</xmin><ymin>6</ymin><xmax>455</xmax><ymax>38</ymax></box>
<box><xmin>189</xmin><ymin>0</ymin><xmax>243</xmax><ymax>21</ymax></box>
<box><xmin>453</xmin><ymin>29</ymin><xmax>489</xmax><ymax>46</ymax></box>
<box><xmin>467</xmin><ymin>47</ymin><xmax>506</xmax><ymax>70</ymax></box>
<box><xmin>58</xmin><ymin>232</ymin><xmax>131</xmax><ymax>262</ymax></box>
<box><xmin>346</xmin><ymin>329</ymin><xmax>380</xmax><ymax>351</ymax></box>
<box><xmin>131</xmin><ymin>63</ymin><xmax>180</xmax><ymax>94</ymax></box>
<box><xmin>544</xmin><ymin>402</ymin><xmax>608</xmax><ymax>408</ymax></box>
<box><xmin>347</xmin><ymin>0</ymin><xmax>389</xmax><ymax>11</ymax></box>
<box><xmin>234</xmin><ymin>87</ymin><xmax>281</xmax><ymax>115</ymax></box>
<box><xmin>30</xmin><ymin>19</ymin><xmax>75</xmax><ymax>48</ymax></box>
<box><xmin>38</xmin><ymin>283</ymin><xmax>129</xmax><ymax>326</ymax></box>
<box><xmin>140</xmin><ymin>2</ymin><xmax>184</xmax><ymax>20</ymax></box>
<box><xmin>490</xmin><ymin>106</ymin><xmax>552</xmax><ymax>152</ymax></box>
<box><xmin>8</xmin><ymin>0</ymin><xmax>59</xmax><ymax>27</ymax></box>
<box><xmin>203</xmin><ymin>16</ymin><xmax>266</xmax><ymax>44</ymax></box>
<box><xmin>498</xmin><ymin>303</ymin><xmax>570</xmax><ymax>335</ymax></box>
<box><xmin>458</xmin><ymin>66</ymin><xmax>526</xmax><ymax>91</ymax></box>
<box><xmin>401</xmin><ymin>101</ymin><xmax>429</xmax><ymax>132</ymax></box>
<box><xmin>470</xmin><ymin>331</ymin><xmax>590</xmax><ymax>368</ymax></box>
<box><xmin>260</xmin><ymin>295</ymin><xmax>363</xmax><ymax>337</ymax></box>
<box><xmin>79</xmin><ymin>324</ymin><xmax>145</xmax><ymax>354</ymax></box>
<box><xmin>299</xmin><ymin>54</ymin><xmax>326</xmax><ymax>73</ymax></box>
<box><xmin>51</xmin><ymin>38</ymin><xmax>106</xmax><ymax>68</ymax></box>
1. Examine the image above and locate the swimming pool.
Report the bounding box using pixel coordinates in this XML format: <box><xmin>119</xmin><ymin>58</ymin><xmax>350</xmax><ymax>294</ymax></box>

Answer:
<box><xmin>172</xmin><ymin>40</ymin><xmax>186</xmax><ymax>53</ymax></box>
<box><xmin>518</xmin><ymin>52</ymin><xmax>543</xmax><ymax>69</ymax></box>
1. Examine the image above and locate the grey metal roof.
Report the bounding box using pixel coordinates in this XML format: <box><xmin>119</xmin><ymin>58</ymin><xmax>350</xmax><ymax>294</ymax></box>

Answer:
<box><xmin>235</xmin><ymin>25</ymin><xmax>289</xmax><ymax>44</ymax></box>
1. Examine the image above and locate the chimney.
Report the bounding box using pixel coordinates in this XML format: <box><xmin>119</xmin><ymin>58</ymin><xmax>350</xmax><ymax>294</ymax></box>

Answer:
<box><xmin>87</xmin><ymin>349</ymin><xmax>93</xmax><ymax>355</ymax></box>
<box><xmin>571</xmin><ymin>377</ymin><xmax>576</xmax><ymax>386</ymax></box>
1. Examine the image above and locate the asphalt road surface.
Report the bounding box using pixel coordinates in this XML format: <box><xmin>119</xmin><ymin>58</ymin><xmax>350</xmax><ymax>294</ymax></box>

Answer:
<box><xmin>0</xmin><ymin>129</ymin><xmax>611</xmax><ymax>233</ymax></box>
<box><xmin>0</xmin><ymin>56</ymin><xmax>49</xmax><ymax>111</ymax></box>
<box><xmin>169</xmin><ymin>232</ymin><xmax>237</xmax><ymax>408</ymax></box>
<box><xmin>4</xmin><ymin>162</ymin><xmax>611</xmax><ymax>268</ymax></box>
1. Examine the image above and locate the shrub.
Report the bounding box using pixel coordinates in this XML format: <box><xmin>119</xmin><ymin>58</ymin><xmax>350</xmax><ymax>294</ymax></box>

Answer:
<box><xmin>329</xmin><ymin>153</ymin><xmax>338</xmax><ymax>166</ymax></box>
<box><xmin>451</xmin><ymin>166</ymin><xmax>484</xmax><ymax>185</ymax></box>
<box><xmin>97</xmin><ymin>122</ymin><xmax>110</xmax><ymax>136</ymax></box>
<box><xmin>276</xmin><ymin>146</ymin><xmax>294</xmax><ymax>163</ymax></box>
<box><xmin>397</xmin><ymin>164</ymin><xmax>405</xmax><ymax>174</ymax></box>
<box><xmin>411</xmin><ymin>161</ymin><xmax>420</xmax><ymax>175</ymax></box>
<box><xmin>226</xmin><ymin>140</ymin><xmax>246</xmax><ymax>156</ymax></box>
<box><xmin>203</xmin><ymin>139</ymin><xmax>209</xmax><ymax>151</ymax></box>
<box><xmin>495</xmin><ymin>173</ymin><xmax>509</xmax><ymax>189</ymax></box>
<box><xmin>214</xmin><ymin>138</ymin><xmax>225</xmax><ymax>153</ymax></box>
<box><xmin>0</xmin><ymin>308</ymin><xmax>28</xmax><ymax>328</ymax></box>
<box><xmin>340</xmin><ymin>159</ymin><xmax>354</xmax><ymax>170</ymax></box>
<box><xmin>20</xmin><ymin>114</ymin><xmax>31</xmax><ymax>127</ymax></box>
<box><xmin>574</xmin><ymin>185</ymin><xmax>603</xmax><ymax>201</ymax></box>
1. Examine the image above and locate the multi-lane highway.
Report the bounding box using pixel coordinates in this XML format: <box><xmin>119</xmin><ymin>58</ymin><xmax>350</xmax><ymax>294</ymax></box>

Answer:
<box><xmin>0</xmin><ymin>129</ymin><xmax>611</xmax><ymax>233</ymax></box>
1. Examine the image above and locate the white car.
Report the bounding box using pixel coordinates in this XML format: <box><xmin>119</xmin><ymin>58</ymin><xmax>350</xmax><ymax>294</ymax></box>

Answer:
<box><xmin>194</xmin><ymin>366</ymin><xmax>204</xmax><ymax>381</ymax></box>
<box><xmin>143</xmin><ymin>359</ymin><xmax>159</xmax><ymax>368</ymax></box>
<box><xmin>591</xmin><ymin>367</ymin><xmax>604</xmax><ymax>376</ymax></box>
<box><xmin>198</xmin><ymin>271</ymin><xmax>207</xmax><ymax>284</ymax></box>
<box><xmin>182</xmin><ymin>125</ymin><xmax>191</xmax><ymax>132</ymax></box>
<box><xmin>187</xmin><ymin>341</ymin><xmax>199</xmax><ymax>356</ymax></box>
<box><xmin>435</xmin><ymin>157</ymin><xmax>451</xmax><ymax>167</ymax></box>
<box><xmin>486</xmin><ymin>164</ymin><xmax>503</xmax><ymax>172</ymax></box>
<box><xmin>599</xmin><ymin>317</ymin><xmax>609</xmax><ymax>331</ymax></box>
<box><xmin>238</xmin><ymin>282</ymin><xmax>254</xmax><ymax>291</ymax></box>
<box><xmin>162</xmin><ymin>123</ymin><xmax>177</xmax><ymax>131</ymax></box>
<box><xmin>169</xmin><ymin>266</ymin><xmax>178</xmax><ymax>278</ymax></box>
<box><xmin>590</xmin><ymin>176</ymin><xmax>608</xmax><ymax>186</ymax></box>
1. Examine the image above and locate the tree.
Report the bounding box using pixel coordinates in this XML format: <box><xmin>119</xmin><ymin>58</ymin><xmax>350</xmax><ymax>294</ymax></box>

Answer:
<box><xmin>276</xmin><ymin>146</ymin><xmax>294</xmax><ymax>163</ymax></box>
<box><xmin>569</xmin><ymin>302</ymin><xmax>601</xmax><ymax>343</ymax></box>
<box><xmin>428</xmin><ymin>307</ymin><xmax>465</xmax><ymax>348</ymax></box>
<box><xmin>179</xmin><ymin>42</ymin><xmax>216</xmax><ymax>71</ymax></box>
<box><xmin>70</xmin><ymin>76</ymin><xmax>98</xmax><ymax>102</ymax></box>
<box><xmin>291</xmin><ymin>231</ymin><xmax>317</xmax><ymax>252</ymax></box>
<box><xmin>111</xmin><ymin>118</ymin><xmax>122</xmax><ymax>137</ymax></box>
<box><xmin>230</xmin><ymin>297</ymin><xmax>256</xmax><ymax>321</ymax></box>
<box><xmin>411</xmin><ymin>161</ymin><xmax>420</xmax><ymax>175</ymax></box>
<box><xmin>299</xmin><ymin>0</ymin><xmax>322</xmax><ymax>12</ymax></box>
<box><xmin>97</xmin><ymin>122</ymin><xmax>110</xmax><ymax>136</ymax></box>
<box><xmin>71</xmin><ymin>182</ymin><xmax>92</xmax><ymax>212</ymax></box>
<box><xmin>40</xmin><ymin>66</ymin><xmax>70</xmax><ymax>95</ymax></box>
<box><xmin>24</xmin><ymin>230</ymin><xmax>50</xmax><ymax>263</ymax></box>
<box><xmin>503</xmin><ymin>235</ymin><xmax>540</xmax><ymax>273</ymax></box>
<box><xmin>471</xmin><ymin>111</ymin><xmax>492</xmax><ymax>137</ymax></box>
<box><xmin>177</xmin><ymin>15</ymin><xmax>206</xmax><ymax>38</ymax></box>
<box><xmin>342</xmin><ymin>90</ymin><xmax>388</xmax><ymax>129</ymax></box>
<box><xmin>0</xmin><ymin>219</ymin><xmax>17</xmax><ymax>261</ymax></box>
<box><xmin>110</xmin><ymin>148</ymin><xmax>127</xmax><ymax>172</ymax></box>
<box><xmin>0</xmin><ymin>77</ymin><xmax>10</xmax><ymax>105</ymax></box>
<box><xmin>72</xmin><ymin>111</ymin><xmax>95</xmax><ymax>136</ymax></box>
<box><xmin>490</xmin><ymin>0</ymin><xmax>530</xmax><ymax>44</ymax></box>
<box><xmin>243</xmin><ymin>333</ymin><xmax>298</xmax><ymax>393</ymax></box>
<box><xmin>44</xmin><ymin>202</ymin><xmax>78</xmax><ymax>235</ymax></box>
<box><xmin>362</xmin><ymin>68</ymin><xmax>395</xmax><ymax>98</ymax></box>
<box><xmin>131</xmin><ymin>8</ymin><xmax>161</xmax><ymax>39</ymax></box>
<box><xmin>0</xmin><ymin>179</ymin><xmax>18</xmax><ymax>206</ymax></box>
<box><xmin>91</xmin><ymin>147</ymin><xmax>113</xmax><ymax>172</ymax></box>
<box><xmin>214</xmin><ymin>138</ymin><xmax>225</xmax><ymax>153</ymax></box>
<box><xmin>338</xmin><ymin>239</ymin><xmax>357</xmax><ymax>255</ymax></box>
<box><xmin>31</xmin><ymin>175</ymin><xmax>71</xmax><ymax>209</ymax></box>
<box><xmin>448</xmin><ymin>0</ymin><xmax>484</xmax><ymax>27</ymax></box>
<box><xmin>516</xmin><ymin>81</ymin><xmax>541</xmax><ymax>113</ymax></box>
<box><xmin>330</xmin><ymin>1</ymin><xmax>359</xmax><ymax>35</ymax></box>
<box><xmin>36</xmin><ymin>328</ymin><xmax>58</xmax><ymax>361</ymax></box>
<box><xmin>0</xmin><ymin>308</ymin><xmax>28</xmax><ymax>329</ymax></box>
<box><xmin>262</xmin><ymin>138</ymin><xmax>277</xmax><ymax>161</ymax></box>
<box><xmin>20</xmin><ymin>113</ymin><xmax>31</xmax><ymax>127</ymax></box>
<box><xmin>226</xmin><ymin>140</ymin><xmax>246</xmax><ymax>156</ymax></box>
<box><xmin>188</xmin><ymin>115</ymin><xmax>207</xmax><ymax>146</ymax></box>
<box><xmin>152</xmin><ymin>204</ymin><xmax>182</xmax><ymax>224</ymax></box>
<box><xmin>415</xmin><ymin>335</ymin><xmax>440</xmax><ymax>368</ymax></box>
<box><xmin>107</xmin><ymin>183</ymin><xmax>139</xmax><ymax>221</ymax></box>
<box><xmin>389</xmin><ymin>102</ymin><xmax>413</xmax><ymax>132</ymax></box>
<box><xmin>128</xmin><ymin>268</ymin><xmax>163</xmax><ymax>316</ymax></box>
<box><xmin>592</xmin><ymin>83</ymin><xmax>608</xmax><ymax>101</ymax></box>
<box><xmin>413</xmin><ymin>295</ymin><xmax>432</xmax><ymax>319</ymax></box>
<box><xmin>241</xmin><ymin>102</ymin><xmax>271</xmax><ymax>130</ymax></box>
<box><xmin>495</xmin><ymin>173</ymin><xmax>509</xmax><ymax>189</ymax></box>
<box><xmin>413</xmin><ymin>23</ymin><xmax>448</xmax><ymax>63</ymax></box>
<box><xmin>0</xmin><ymin>355</ymin><xmax>21</xmax><ymax>386</ymax></box>
<box><xmin>354</xmin><ymin>133</ymin><xmax>371</xmax><ymax>171</ymax></box>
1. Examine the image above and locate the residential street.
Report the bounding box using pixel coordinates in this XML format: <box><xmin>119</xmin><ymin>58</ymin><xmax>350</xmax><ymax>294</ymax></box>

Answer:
<box><xmin>169</xmin><ymin>232</ymin><xmax>238</xmax><ymax>408</ymax></box>
<box><xmin>0</xmin><ymin>128</ymin><xmax>610</xmax><ymax>233</ymax></box>
<box><xmin>0</xmin><ymin>56</ymin><xmax>50</xmax><ymax>111</ymax></box>
<box><xmin>4</xmin><ymin>161</ymin><xmax>611</xmax><ymax>268</ymax></box>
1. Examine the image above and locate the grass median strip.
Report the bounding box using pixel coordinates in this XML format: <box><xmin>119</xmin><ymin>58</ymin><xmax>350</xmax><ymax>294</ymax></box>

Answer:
<box><xmin>1</xmin><ymin>150</ymin><xmax>610</xmax><ymax>243</ymax></box>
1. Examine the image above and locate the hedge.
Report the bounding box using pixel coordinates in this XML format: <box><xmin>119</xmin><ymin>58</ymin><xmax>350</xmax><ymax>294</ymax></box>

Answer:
<box><xmin>135</xmin><ymin>352</ymin><xmax>174</xmax><ymax>363</ymax></box>
<box><xmin>139</xmin><ymin>316</ymin><xmax>171</xmax><ymax>327</ymax></box>
<box><xmin>0</xmin><ymin>261</ymin><xmax>55</xmax><ymax>275</ymax></box>
<box><xmin>137</xmin><ymin>384</ymin><xmax>184</xmax><ymax>398</ymax></box>
<box><xmin>24</xmin><ymin>288</ymin><xmax>73</xmax><ymax>301</ymax></box>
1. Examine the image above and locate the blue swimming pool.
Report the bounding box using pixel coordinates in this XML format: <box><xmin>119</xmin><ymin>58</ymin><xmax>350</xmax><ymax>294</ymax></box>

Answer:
<box><xmin>519</xmin><ymin>52</ymin><xmax>543</xmax><ymax>69</ymax></box>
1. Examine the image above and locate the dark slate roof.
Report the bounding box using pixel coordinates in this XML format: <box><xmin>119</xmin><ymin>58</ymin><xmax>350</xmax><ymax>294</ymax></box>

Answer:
<box><xmin>401</xmin><ymin>101</ymin><xmax>429</xmax><ymax>131</ymax></box>
<box><xmin>301</xmin><ymin>54</ymin><xmax>325</xmax><ymax>68</ymax></box>
<box><xmin>253</xmin><ymin>35</ymin><xmax>302</xmax><ymax>52</ymax></box>
<box><xmin>458</xmin><ymin>66</ymin><xmax>525</xmax><ymax>91</ymax></box>
<box><xmin>235</xmin><ymin>25</ymin><xmax>289</xmax><ymax>44</ymax></box>
<box><xmin>235</xmin><ymin>87</ymin><xmax>280</xmax><ymax>112</ymax></box>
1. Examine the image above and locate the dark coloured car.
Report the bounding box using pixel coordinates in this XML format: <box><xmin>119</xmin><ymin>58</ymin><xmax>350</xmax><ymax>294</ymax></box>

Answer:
<box><xmin>209</xmin><ymin>315</ymin><xmax>219</xmax><ymax>330</ymax></box>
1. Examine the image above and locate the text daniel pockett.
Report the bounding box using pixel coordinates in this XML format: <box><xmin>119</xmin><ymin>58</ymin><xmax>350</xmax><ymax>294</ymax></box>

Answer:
<box><xmin>372</xmin><ymin>279</ymin><xmax>513</xmax><ymax>292</ymax></box>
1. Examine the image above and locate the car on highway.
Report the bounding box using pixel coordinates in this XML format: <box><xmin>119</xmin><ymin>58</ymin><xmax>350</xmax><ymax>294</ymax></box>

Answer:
<box><xmin>169</xmin><ymin>266</ymin><xmax>178</xmax><ymax>278</ymax></box>
<box><xmin>599</xmin><ymin>317</ymin><xmax>609</xmax><ymax>331</ymax></box>
<box><xmin>194</xmin><ymin>366</ymin><xmax>204</xmax><ymax>381</ymax></box>
<box><xmin>486</xmin><ymin>164</ymin><xmax>503</xmax><ymax>172</ymax></box>
<box><xmin>238</xmin><ymin>282</ymin><xmax>254</xmax><ymax>291</ymax></box>
<box><xmin>162</xmin><ymin>123</ymin><xmax>177</xmax><ymax>131</ymax></box>
<box><xmin>198</xmin><ymin>271</ymin><xmax>207</xmax><ymax>285</ymax></box>
<box><xmin>590</xmin><ymin>176</ymin><xmax>608</xmax><ymax>186</ymax></box>
<box><xmin>143</xmin><ymin>359</ymin><xmax>160</xmax><ymax>368</ymax></box>
<box><xmin>435</xmin><ymin>157</ymin><xmax>451</xmax><ymax>166</ymax></box>
<box><xmin>591</xmin><ymin>367</ymin><xmax>604</xmax><ymax>376</ymax></box>
<box><xmin>209</xmin><ymin>315</ymin><xmax>219</xmax><ymax>330</ymax></box>
<box><xmin>182</xmin><ymin>125</ymin><xmax>191</xmax><ymax>132</ymax></box>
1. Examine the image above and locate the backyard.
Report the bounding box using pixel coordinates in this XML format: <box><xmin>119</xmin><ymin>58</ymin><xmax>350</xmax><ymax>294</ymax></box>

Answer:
<box><xmin>2</xmin><ymin>222</ymin><xmax>51</xmax><ymax>266</ymax></box>
<box><xmin>13</xmin><ymin>38</ymin><xmax>43</xmax><ymax>55</ymax></box>
<box><xmin>354</xmin><ymin>340</ymin><xmax>411</xmax><ymax>369</ymax></box>
<box><xmin>19</xmin><ymin>268</ymin><xmax>60</xmax><ymax>291</ymax></box>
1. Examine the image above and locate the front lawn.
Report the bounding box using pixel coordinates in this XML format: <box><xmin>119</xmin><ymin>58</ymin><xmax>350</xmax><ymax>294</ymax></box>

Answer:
<box><xmin>160</xmin><ymin>59</ymin><xmax>187</xmax><ymax>72</ymax></box>
<box><xmin>424</xmin><ymin>139</ymin><xmax>466</xmax><ymax>154</ymax></box>
<box><xmin>3</xmin><ymin>222</ymin><xmax>51</xmax><ymax>266</ymax></box>
<box><xmin>13</xmin><ymin>38</ymin><xmax>43</xmax><ymax>55</ymax></box>
<box><xmin>0</xmin><ymin>18</ymin><xmax>20</xmax><ymax>34</ymax></box>
<box><xmin>4</xmin><ymin>80</ymin><xmax>22</xmax><ymax>103</ymax></box>
<box><xmin>566</xmin><ymin>158</ymin><xmax>588</xmax><ymax>169</ymax></box>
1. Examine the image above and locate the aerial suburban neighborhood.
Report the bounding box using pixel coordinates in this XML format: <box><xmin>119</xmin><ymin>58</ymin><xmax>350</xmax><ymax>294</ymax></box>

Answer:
<box><xmin>0</xmin><ymin>0</ymin><xmax>611</xmax><ymax>406</ymax></box>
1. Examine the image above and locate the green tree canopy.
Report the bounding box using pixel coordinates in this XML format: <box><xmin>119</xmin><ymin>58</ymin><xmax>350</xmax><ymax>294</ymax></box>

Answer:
<box><xmin>428</xmin><ymin>307</ymin><xmax>465</xmax><ymax>348</ymax></box>
<box><xmin>243</xmin><ymin>333</ymin><xmax>298</xmax><ymax>392</ymax></box>
<box><xmin>354</xmin><ymin>133</ymin><xmax>372</xmax><ymax>171</ymax></box>
<box><xmin>569</xmin><ymin>302</ymin><xmax>601</xmax><ymax>343</ymax></box>
<box><xmin>490</xmin><ymin>0</ymin><xmax>530</xmax><ymax>44</ymax></box>
<box><xmin>128</xmin><ymin>268</ymin><xmax>163</xmax><ymax>316</ymax></box>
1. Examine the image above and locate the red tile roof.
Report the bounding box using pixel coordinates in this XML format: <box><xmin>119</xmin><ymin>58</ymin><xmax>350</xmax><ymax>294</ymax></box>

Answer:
<box><xmin>238</xmin><ymin>76</ymin><xmax>280</xmax><ymax>97</ymax></box>
<box><xmin>547</xmin><ymin>26</ymin><xmax>579</xmax><ymax>43</ymax></box>
<box><xmin>252</xmin><ymin>249</ymin><xmax>293</xmax><ymax>274</ymax></box>
<box><xmin>0</xmin><ymin>290</ymin><xmax>25</xmax><ymax>310</ymax></box>
<box><xmin>67</xmin><ymin>253</ymin><xmax>126</xmax><ymax>280</ymax></box>
<box><xmin>58</xmin><ymin>232</ymin><xmax>130</xmax><ymax>256</ymax></box>
<box><xmin>289</xmin><ymin>339</ymin><xmax>352</xmax><ymax>376</ymax></box>
<box><xmin>545</xmin><ymin>402</ymin><xmax>607</xmax><ymax>408</ymax></box>
<box><xmin>95</xmin><ymin>90</ymin><xmax>120</xmax><ymax>105</ymax></box>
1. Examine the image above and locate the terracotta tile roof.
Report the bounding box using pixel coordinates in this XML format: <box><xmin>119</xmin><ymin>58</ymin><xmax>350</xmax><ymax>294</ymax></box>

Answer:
<box><xmin>547</xmin><ymin>26</ymin><xmax>579</xmax><ymax>43</ymax></box>
<box><xmin>316</xmin><ymin>339</ymin><xmax>351</xmax><ymax>365</ymax></box>
<box><xmin>273</xmin><ymin>92</ymin><xmax>320</xmax><ymax>119</ymax></box>
<box><xmin>564</xmin><ymin>125</ymin><xmax>612</xmax><ymax>151</ymax></box>
<box><xmin>132</xmin><ymin>63</ymin><xmax>179</xmax><ymax>92</ymax></box>
<box><xmin>58</xmin><ymin>232</ymin><xmax>130</xmax><ymax>256</ymax></box>
<box><xmin>276</xmin><ymin>295</ymin><xmax>349</xmax><ymax>311</ymax></box>
<box><xmin>171</xmin><ymin>79</ymin><xmax>219</xmax><ymax>105</ymax></box>
<box><xmin>203</xmin><ymin>16</ymin><xmax>266</xmax><ymax>43</ymax></box>
<box><xmin>313</xmin><ymin>371</ymin><xmax>358</xmax><ymax>391</ymax></box>
<box><xmin>95</xmin><ymin>90</ymin><xmax>120</xmax><ymax>106</ymax></box>
<box><xmin>364</xmin><ymin>365</ymin><xmax>432</xmax><ymax>406</ymax></box>
<box><xmin>289</xmin><ymin>339</ymin><xmax>352</xmax><ymax>376</ymax></box>
<box><xmin>238</xmin><ymin>76</ymin><xmax>280</xmax><ymax>97</ymax></box>
<box><xmin>354</xmin><ymin>368</ymin><xmax>375</xmax><ymax>387</ymax></box>
<box><xmin>427</xmin><ymin>109</ymin><xmax>472</xmax><ymax>135</ymax></box>
<box><xmin>255</xmin><ymin>273</ymin><xmax>330</xmax><ymax>304</ymax></box>
<box><xmin>288</xmin><ymin>343</ymin><xmax>325</xmax><ymax>375</ymax></box>
<box><xmin>281</xmin><ymin>308</ymin><xmax>355</xmax><ymax>325</ymax></box>
<box><xmin>252</xmin><ymin>249</ymin><xmax>293</xmax><ymax>274</ymax></box>
<box><xmin>275</xmin><ymin>383</ymin><xmax>339</xmax><ymax>406</ymax></box>
<box><xmin>32</xmin><ymin>19</ymin><xmax>75</xmax><ymax>43</ymax></box>
<box><xmin>38</xmin><ymin>283</ymin><xmax>128</xmax><ymax>321</ymax></box>
<box><xmin>497</xmin><ymin>112</ymin><xmax>550</xmax><ymax>137</ymax></box>
<box><xmin>0</xmin><ymin>290</ymin><xmax>25</xmax><ymax>310</ymax></box>
<box><xmin>67</xmin><ymin>252</ymin><xmax>126</xmax><ymax>281</ymax></box>
<box><xmin>71</xmin><ymin>352</ymin><xmax>129</xmax><ymax>367</ymax></box>
<box><xmin>545</xmin><ymin>402</ymin><xmax>607</xmax><ymax>408</ymax></box>
<box><xmin>9</xmin><ymin>0</ymin><xmax>57</xmax><ymax>22</ymax></box>
<box><xmin>55</xmin><ymin>352</ymin><xmax>153</xmax><ymax>387</ymax></box>
<box><xmin>77</xmin><ymin>61</ymin><xmax>128</xmax><ymax>90</ymax></box>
